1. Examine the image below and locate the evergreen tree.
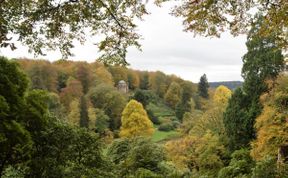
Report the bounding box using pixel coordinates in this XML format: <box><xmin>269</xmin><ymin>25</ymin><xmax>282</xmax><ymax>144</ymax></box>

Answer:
<box><xmin>198</xmin><ymin>74</ymin><xmax>209</xmax><ymax>99</ymax></box>
<box><xmin>79</xmin><ymin>96</ymin><xmax>89</xmax><ymax>128</ymax></box>
<box><xmin>120</xmin><ymin>100</ymin><xmax>154</xmax><ymax>138</ymax></box>
<box><xmin>223</xmin><ymin>16</ymin><xmax>284</xmax><ymax>152</ymax></box>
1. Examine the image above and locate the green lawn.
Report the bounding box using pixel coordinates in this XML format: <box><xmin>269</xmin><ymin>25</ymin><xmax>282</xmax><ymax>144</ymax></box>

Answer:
<box><xmin>151</xmin><ymin>129</ymin><xmax>180</xmax><ymax>142</ymax></box>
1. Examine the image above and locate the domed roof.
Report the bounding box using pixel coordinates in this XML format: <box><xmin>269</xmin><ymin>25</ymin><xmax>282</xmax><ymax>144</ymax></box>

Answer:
<box><xmin>118</xmin><ymin>80</ymin><xmax>126</xmax><ymax>84</ymax></box>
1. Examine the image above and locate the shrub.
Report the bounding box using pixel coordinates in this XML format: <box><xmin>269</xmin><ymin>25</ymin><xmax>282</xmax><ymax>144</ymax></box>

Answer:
<box><xmin>158</xmin><ymin>123</ymin><xmax>174</xmax><ymax>132</ymax></box>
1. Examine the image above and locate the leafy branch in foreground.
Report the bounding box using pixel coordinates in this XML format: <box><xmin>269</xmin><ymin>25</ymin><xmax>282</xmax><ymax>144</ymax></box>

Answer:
<box><xmin>0</xmin><ymin>0</ymin><xmax>148</xmax><ymax>65</ymax></box>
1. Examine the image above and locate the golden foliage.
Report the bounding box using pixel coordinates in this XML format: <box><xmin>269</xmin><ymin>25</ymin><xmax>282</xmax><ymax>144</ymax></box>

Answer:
<box><xmin>213</xmin><ymin>85</ymin><xmax>232</xmax><ymax>107</ymax></box>
<box><xmin>251</xmin><ymin>75</ymin><xmax>288</xmax><ymax>160</ymax></box>
<box><xmin>120</xmin><ymin>100</ymin><xmax>154</xmax><ymax>138</ymax></box>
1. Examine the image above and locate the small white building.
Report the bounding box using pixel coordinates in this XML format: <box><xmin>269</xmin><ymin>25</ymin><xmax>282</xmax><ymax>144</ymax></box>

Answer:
<box><xmin>117</xmin><ymin>80</ymin><xmax>129</xmax><ymax>93</ymax></box>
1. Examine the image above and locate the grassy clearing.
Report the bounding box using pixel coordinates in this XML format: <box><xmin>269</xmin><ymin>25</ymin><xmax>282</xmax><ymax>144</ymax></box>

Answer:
<box><xmin>152</xmin><ymin>129</ymin><xmax>180</xmax><ymax>142</ymax></box>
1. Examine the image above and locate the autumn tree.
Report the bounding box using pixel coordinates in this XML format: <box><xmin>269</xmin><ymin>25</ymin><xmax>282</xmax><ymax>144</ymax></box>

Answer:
<box><xmin>149</xmin><ymin>71</ymin><xmax>169</xmax><ymax>98</ymax></box>
<box><xmin>213</xmin><ymin>85</ymin><xmax>232</xmax><ymax>107</ymax></box>
<box><xmin>127</xmin><ymin>70</ymin><xmax>140</xmax><ymax>90</ymax></box>
<box><xmin>59</xmin><ymin>77</ymin><xmax>83</xmax><ymax>111</ymax></box>
<box><xmin>27</xmin><ymin>61</ymin><xmax>58</xmax><ymax>92</ymax></box>
<box><xmin>251</xmin><ymin>75</ymin><xmax>288</xmax><ymax>161</ymax></box>
<box><xmin>94</xmin><ymin>66</ymin><xmax>114</xmax><ymax>86</ymax></box>
<box><xmin>109</xmin><ymin>66</ymin><xmax>128</xmax><ymax>85</ymax></box>
<box><xmin>67</xmin><ymin>99</ymin><xmax>80</xmax><ymax>126</ymax></box>
<box><xmin>120</xmin><ymin>100</ymin><xmax>154</xmax><ymax>138</ymax></box>
<box><xmin>198</xmin><ymin>74</ymin><xmax>209</xmax><ymax>99</ymax></box>
<box><xmin>164</xmin><ymin>82</ymin><xmax>181</xmax><ymax>109</ymax></box>
<box><xmin>75</xmin><ymin>63</ymin><xmax>92</xmax><ymax>94</ymax></box>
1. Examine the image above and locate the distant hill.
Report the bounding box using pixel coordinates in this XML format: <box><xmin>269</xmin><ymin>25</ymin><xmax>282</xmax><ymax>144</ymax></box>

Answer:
<box><xmin>209</xmin><ymin>81</ymin><xmax>243</xmax><ymax>90</ymax></box>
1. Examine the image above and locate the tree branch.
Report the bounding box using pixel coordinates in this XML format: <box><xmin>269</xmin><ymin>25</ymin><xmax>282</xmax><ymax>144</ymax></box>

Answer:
<box><xmin>98</xmin><ymin>0</ymin><xmax>125</xmax><ymax>30</ymax></box>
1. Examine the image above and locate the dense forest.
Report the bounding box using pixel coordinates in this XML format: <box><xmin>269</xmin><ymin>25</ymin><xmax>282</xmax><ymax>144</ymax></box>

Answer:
<box><xmin>1</xmin><ymin>0</ymin><xmax>288</xmax><ymax>178</ymax></box>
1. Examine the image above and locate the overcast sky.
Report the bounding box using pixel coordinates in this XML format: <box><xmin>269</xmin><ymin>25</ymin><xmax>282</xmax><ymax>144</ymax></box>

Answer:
<box><xmin>0</xmin><ymin>2</ymin><xmax>247</xmax><ymax>82</ymax></box>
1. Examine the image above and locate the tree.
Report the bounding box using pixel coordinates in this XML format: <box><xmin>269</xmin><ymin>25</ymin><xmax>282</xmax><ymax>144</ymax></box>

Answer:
<box><xmin>0</xmin><ymin>56</ymin><xmax>32</xmax><ymax>176</ymax></box>
<box><xmin>223</xmin><ymin>17</ymin><xmax>284</xmax><ymax>152</ymax></box>
<box><xmin>149</xmin><ymin>71</ymin><xmax>169</xmax><ymax>98</ymax></box>
<box><xmin>79</xmin><ymin>96</ymin><xmax>89</xmax><ymax>128</ymax></box>
<box><xmin>75</xmin><ymin>63</ymin><xmax>91</xmax><ymax>94</ymax></box>
<box><xmin>88</xmin><ymin>83</ymin><xmax>126</xmax><ymax>130</ymax></box>
<box><xmin>242</xmin><ymin>15</ymin><xmax>284</xmax><ymax>98</ymax></box>
<box><xmin>251</xmin><ymin>75</ymin><xmax>288</xmax><ymax>161</ymax></box>
<box><xmin>218</xmin><ymin>149</ymin><xmax>254</xmax><ymax>178</ymax></box>
<box><xmin>27</xmin><ymin>61</ymin><xmax>58</xmax><ymax>92</ymax></box>
<box><xmin>132</xmin><ymin>89</ymin><xmax>150</xmax><ymax>108</ymax></box>
<box><xmin>94</xmin><ymin>66</ymin><xmax>114</xmax><ymax>86</ymax></box>
<box><xmin>94</xmin><ymin>109</ymin><xmax>110</xmax><ymax>135</ymax></box>
<box><xmin>119</xmin><ymin>100</ymin><xmax>154</xmax><ymax>138</ymax></box>
<box><xmin>223</xmin><ymin>88</ymin><xmax>253</xmax><ymax>151</ymax></box>
<box><xmin>127</xmin><ymin>70</ymin><xmax>140</xmax><ymax>90</ymax></box>
<box><xmin>59</xmin><ymin>77</ymin><xmax>83</xmax><ymax>111</ymax></box>
<box><xmin>213</xmin><ymin>85</ymin><xmax>232</xmax><ymax>106</ymax></box>
<box><xmin>67</xmin><ymin>99</ymin><xmax>80</xmax><ymax>126</ymax></box>
<box><xmin>198</xmin><ymin>74</ymin><xmax>209</xmax><ymax>99</ymax></box>
<box><xmin>0</xmin><ymin>0</ymin><xmax>148</xmax><ymax>65</ymax></box>
<box><xmin>139</xmin><ymin>71</ymin><xmax>149</xmax><ymax>90</ymax></box>
<box><xmin>164</xmin><ymin>82</ymin><xmax>181</xmax><ymax>109</ymax></box>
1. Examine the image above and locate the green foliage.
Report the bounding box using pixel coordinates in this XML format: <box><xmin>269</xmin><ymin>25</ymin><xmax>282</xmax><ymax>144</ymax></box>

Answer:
<box><xmin>0</xmin><ymin>56</ymin><xmax>32</xmax><ymax>176</ymax></box>
<box><xmin>218</xmin><ymin>149</ymin><xmax>254</xmax><ymax>178</ymax></box>
<box><xmin>223</xmin><ymin>88</ymin><xmax>254</xmax><ymax>151</ymax></box>
<box><xmin>79</xmin><ymin>96</ymin><xmax>89</xmax><ymax>128</ymax></box>
<box><xmin>223</xmin><ymin>18</ymin><xmax>284</xmax><ymax>152</ymax></box>
<box><xmin>132</xmin><ymin>89</ymin><xmax>150</xmax><ymax>108</ymax></box>
<box><xmin>198</xmin><ymin>74</ymin><xmax>209</xmax><ymax>99</ymax></box>
<box><xmin>108</xmin><ymin>137</ymin><xmax>170</xmax><ymax>177</ymax></box>
<box><xmin>175</xmin><ymin>102</ymin><xmax>190</xmax><ymax>121</ymax></box>
<box><xmin>0</xmin><ymin>1</ymin><xmax>148</xmax><ymax>64</ymax></box>
<box><xmin>164</xmin><ymin>82</ymin><xmax>181</xmax><ymax>109</ymax></box>
<box><xmin>28</xmin><ymin>118</ymin><xmax>112</xmax><ymax>178</ymax></box>
<box><xmin>139</xmin><ymin>72</ymin><xmax>149</xmax><ymax>90</ymax></box>
<box><xmin>242</xmin><ymin>15</ymin><xmax>284</xmax><ymax>98</ymax></box>
<box><xmin>88</xmin><ymin>83</ymin><xmax>126</xmax><ymax>130</ymax></box>
<box><xmin>251</xmin><ymin>156</ymin><xmax>277</xmax><ymax>178</ymax></box>
<box><xmin>94</xmin><ymin>109</ymin><xmax>110</xmax><ymax>134</ymax></box>
<box><xmin>158</xmin><ymin>122</ymin><xmax>174</xmax><ymax>132</ymax></box>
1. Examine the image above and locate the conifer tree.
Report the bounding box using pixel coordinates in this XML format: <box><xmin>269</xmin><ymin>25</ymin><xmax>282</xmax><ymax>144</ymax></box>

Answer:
<box><xmin>79</xmin><ymin>96</ymin><xmax>89</xmax><ymax>128</ymax></box>
<box><xmin>120</xmin><ymin>100</ymin><xmax>154</xmax><ymax>138</ymax></box>
<box><xmin>198</xmin><ymin>74</ymin><xmax>209</xmax><ymax>99</ymax></box>
<box><xmin>223</xmin><ymin>16</ymin><xmax>284</xmax><ymax>151</ymax></box>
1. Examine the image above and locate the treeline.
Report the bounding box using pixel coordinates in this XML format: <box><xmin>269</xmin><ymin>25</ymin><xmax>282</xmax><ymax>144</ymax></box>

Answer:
<box><xmin>209</xmin><ymin>81</ymin><xmax>243</xmax><ymax>90</ymax></box>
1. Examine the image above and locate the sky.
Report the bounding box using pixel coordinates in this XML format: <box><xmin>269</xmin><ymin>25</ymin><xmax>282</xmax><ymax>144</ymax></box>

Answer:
<box><xmin>0</xmin><ymin>2</ymin><xmax>247</xmax><ymax>82</ymax></box>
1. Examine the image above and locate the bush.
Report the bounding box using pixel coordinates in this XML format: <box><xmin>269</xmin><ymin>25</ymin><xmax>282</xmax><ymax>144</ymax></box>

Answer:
<box><xmin>158</xmin><ymin>123</ymin><xmax>174</xmax><ymax>132</ymax></box>
<box><xmin>147</xmin><ymin>109</ymin><xmax>160</xmax><ymax>125</ymax></box>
